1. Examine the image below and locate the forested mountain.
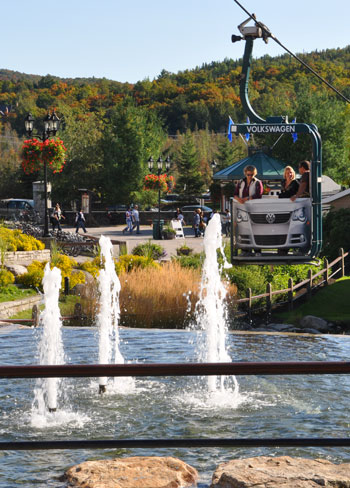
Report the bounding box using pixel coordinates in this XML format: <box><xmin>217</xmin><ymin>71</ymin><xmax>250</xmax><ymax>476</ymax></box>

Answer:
<box><xmin>0</xmin><ymin>46</ymin><xmax>349</xmax><ymax>206</ymax></box>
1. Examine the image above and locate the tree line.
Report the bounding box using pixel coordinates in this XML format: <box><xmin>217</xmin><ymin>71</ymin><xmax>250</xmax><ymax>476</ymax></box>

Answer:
<box><xmin>0</xmin><ymin>45</ymin><xmax>349</xmax><ymax>208</ymax></box>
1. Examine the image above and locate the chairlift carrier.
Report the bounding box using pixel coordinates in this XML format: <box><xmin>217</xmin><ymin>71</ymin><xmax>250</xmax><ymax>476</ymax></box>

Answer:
<box><xmin>228</xmin><ymin>18</ymin><xmax>322</xmax><ymax>265</ymax></box>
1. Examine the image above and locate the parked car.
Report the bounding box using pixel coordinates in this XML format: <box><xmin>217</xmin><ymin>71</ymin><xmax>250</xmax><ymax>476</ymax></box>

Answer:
<box><xmin>0</xmin><ymin>199</ymin><xmax>38</xmax><ymax>221</ymax></box>
<box><xmin>181</xmin><ymin>205</ymin><xmax>213</xmax><ymax>213</ymax></box>
<box><xmin>106</xmin><ymin>204</ymin><xmax>128</xmax><ymax>212</ymax></box>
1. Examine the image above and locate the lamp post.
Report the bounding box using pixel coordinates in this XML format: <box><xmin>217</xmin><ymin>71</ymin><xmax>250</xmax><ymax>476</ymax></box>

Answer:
<box><xmin>148</xmin><ymin>155</ymin><xmax>171</xmax><ymax>239</ymax></box>
<box><xmin>24</xmin><ymin>112</ymin><xmax>60</xmax><ymax>237</ymax></box>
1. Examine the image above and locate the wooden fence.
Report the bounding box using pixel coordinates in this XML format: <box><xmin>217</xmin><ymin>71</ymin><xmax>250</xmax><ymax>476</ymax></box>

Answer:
<box><xmin>235</xmin><ymin>248</ymin><xmax>348</xmax><ymax>322</ymax></box>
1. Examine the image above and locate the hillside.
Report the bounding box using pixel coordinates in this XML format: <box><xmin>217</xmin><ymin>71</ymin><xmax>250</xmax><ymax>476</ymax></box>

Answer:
<box><xmin>0</xmin><ymin>45</ymin><xmax>349</xmax><ymax>206</ymax></box>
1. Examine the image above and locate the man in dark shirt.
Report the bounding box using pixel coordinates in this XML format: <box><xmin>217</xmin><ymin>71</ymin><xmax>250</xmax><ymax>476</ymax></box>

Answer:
<box><xmin>291</xmin><ymin>160</ymin><xmax>310</xmax><ymax>201</ymax></box>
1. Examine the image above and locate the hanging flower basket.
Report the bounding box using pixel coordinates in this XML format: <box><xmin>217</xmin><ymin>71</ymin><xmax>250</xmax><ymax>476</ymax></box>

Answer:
<box><xmin>21</xmin><ymin>139</ymin><xmax>43</xmax><ymax>174</ymax></box>
<box><xmin>41</xmin><ymin>138</ymin><xmax>67</xmax><ymax>173</ymax></box>
<box><xmin>21</xmin><ymin>138</ymin><xmax>67</xmax><ymax>175</ymax></box>
<box><xmin>144</xmin><ymin>174</ymin><xmax>169</xmax><ymax>192</ymax></box>
<box><xmin>144</xmin><ymin>174</ymin><xmax>176</xmax><ymax>193</ymax></box>
<box><xmin>167</xmin><ymin>175</ymin><xmax>176</xmax><ymax>193</ymax></box>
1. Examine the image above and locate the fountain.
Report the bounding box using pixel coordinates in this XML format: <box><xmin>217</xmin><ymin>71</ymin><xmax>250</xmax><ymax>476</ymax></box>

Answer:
<box><xmin>96</xmin><ymin>235</ymin><xmax>134</xmax><ymax>394</ymax></box>
<box><xmin>3</xmin><ymin>224</ymin><xmax>350</xmax><ymax>487</ymax></box>
<box><xmin>31</xmin><ymin>263</ymin><xmax>64</xmax><ymax>415</ymax></box>
<box><xmin>194</xmin><ymin>213</ymin><xmax>240</xmax><ymax>397</ymax></box>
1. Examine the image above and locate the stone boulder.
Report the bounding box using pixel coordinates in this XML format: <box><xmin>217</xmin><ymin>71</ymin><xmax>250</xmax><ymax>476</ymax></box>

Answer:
<box><xmin>299</xmin><ymin>315</ymin><xmax>329</xmax><ymax>332</ymax></box>
<box><xmin>210</xmin><ymin>455</ymin><xmax>350</xmax><ymax>487</ymax></box>
<box><xmin>5</xmin><ymin>264</ymin><xmax>28</xmax><ymax>276</ymax></box>
<box><xmin>64</xmin><ymin>456</ymin><xmax>198</xmax><ymax>488</ymax></box>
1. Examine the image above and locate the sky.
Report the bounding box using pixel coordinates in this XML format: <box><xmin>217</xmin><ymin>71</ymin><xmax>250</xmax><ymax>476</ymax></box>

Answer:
<box><xmin>1</xmin><ymin>0</ymin><xmax>349</xmax><ymax>84</ymax></box>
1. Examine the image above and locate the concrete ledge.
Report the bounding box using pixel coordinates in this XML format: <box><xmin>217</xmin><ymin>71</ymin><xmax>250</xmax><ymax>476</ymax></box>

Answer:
<box><xmin>0</xmin><ymin>295</ymin><xmax>41</xmax><ymax>318</ymax></box>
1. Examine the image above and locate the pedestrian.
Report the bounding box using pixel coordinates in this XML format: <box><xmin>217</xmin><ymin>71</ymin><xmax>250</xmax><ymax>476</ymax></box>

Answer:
<box><xmin>198</xmin><ymin>209</ymin><xmax>206</xmax><ymax>236</ymax></box>
<box><xmin>224</xmin><ymin>208</ymin><xmax>231</xmax><ymax>236</ymax></box>
<box><xmin>51</xmin><ymin>203</ymin><xmax>65</xmax><ymax>232</ymax></box>
<box><xmin>75</xmin><ymin>209</ymin><xmax>87</xmax><ymax>234</ymax></box>
<box><xmin>193</xmin><ymin>209</ymin><xmax>201</xmax><ymax>237</ymax></box>
<box><xmin>132</xmin><ymin>205</ymin><xmax>140</xmax><ymax>234</ymax></box>
<box><xmin>122</xmin><ymin>208</ymin><xmax>133</xmax><ymax>234</ymax></box>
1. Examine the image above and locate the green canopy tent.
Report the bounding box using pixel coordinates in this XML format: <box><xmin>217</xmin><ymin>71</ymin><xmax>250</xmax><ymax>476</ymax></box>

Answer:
<box><xmin>213</xmin><ymin>151</ymin><xmax>287</xmax><ymax>181</ymax></box>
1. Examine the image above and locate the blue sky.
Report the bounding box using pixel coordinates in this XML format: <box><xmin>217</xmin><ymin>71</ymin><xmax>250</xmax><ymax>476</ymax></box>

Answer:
<box><xmin>2</xmin><ymin>0</ymin><xmax>349</xmax><ymax>83</ymax></box>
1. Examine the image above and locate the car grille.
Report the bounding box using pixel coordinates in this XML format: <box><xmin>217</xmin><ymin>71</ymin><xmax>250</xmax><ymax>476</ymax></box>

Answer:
<box><xmin>250</xmin><ymin>213</ymin><xmax>291</xmax><ymax>224</ymax></box>
<box><xmin>255</xmin><ymin>235</ymin><xmax>287</xmax><ymax>246</ymax></box>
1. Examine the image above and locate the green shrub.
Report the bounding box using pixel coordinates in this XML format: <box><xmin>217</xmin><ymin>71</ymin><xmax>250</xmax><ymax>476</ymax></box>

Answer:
<box><xmin>132</xmin><ymin>241</ymin><xmax>166</xmax><ymax>260</ymax></box>
<box><xmin>0</xmin><ymin>269</ymin><xmax>15</xmax><ymax>287</ymax></box>
<box><xmin>223</xmin><ymin>265</ymin><xmax>266</xmax><ymax>298</ymax></box>
<box><xmin>173</xmin><ymin>252</ymin><xmax>204</xmax><ymax>270</ymax></box>
<box><xmin>17</xmin><ymin>260</ymin><xmax>45</xmax><ymax>289</ymax></box>
<box><xmin>323</xmin><ymin>208</ymin><xmax>350</xmax><ymax>262</ymax></box>
<box><xmin>79</xmin><ymin>258</ymin><xmax>102</xmax><ymax>278</ymax></box>
<box><xmin>115</xmin><ymin>254</ymin><xmax>160</xmax><ymax>274</ymax></box>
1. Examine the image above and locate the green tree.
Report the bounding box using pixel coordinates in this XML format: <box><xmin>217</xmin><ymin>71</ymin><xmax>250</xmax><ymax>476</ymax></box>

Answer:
<box><xmin>323</xmin><ymin>208</ymin><xmax>350</xmax><ymax>262</ymax></box>
<box><xmin>176</xmin><ymin>130</ymin><xmax>206</xmax><ymax>198</ymax></box>
<box><xmin>102</xmin><ymin>99</ymin><xmax>166</xmax><ymax>203</ymax></box>
<box><xmin>52</xmin><ymin>109</ymin><xmax>105</xmax><ymax>206</ymax></box>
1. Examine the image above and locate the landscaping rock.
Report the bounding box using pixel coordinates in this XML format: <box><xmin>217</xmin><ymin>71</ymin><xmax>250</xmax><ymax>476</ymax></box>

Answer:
<box><xmin>5</xmin><ymin>264</ymin><xmax>27</xmax><ymax>276</ymax></box>
<box><xmin>210</xmin><ymin>455</ymin><xmax>350</xmax><ymax>487</ymax></box>
<box><xmin>266</xmin><ymin>323</ymin><xmax>295</xmax><ymax>332</ymax></box>
<box><xmin>64</xmin><ymin>456</ymin><xmax>198</xmax><ymax>488</ymax></box>
<box><xmin>299</xmin><ymin>315</ymin><xmax>329</xmax><ymax>332</ymax></box>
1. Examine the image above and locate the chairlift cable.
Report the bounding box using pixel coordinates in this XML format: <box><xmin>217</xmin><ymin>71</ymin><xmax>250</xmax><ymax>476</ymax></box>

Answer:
<box><xmin>233</xmin><ymin>0</ymin><xmax>350</xmax><ymax>104</ymax></box>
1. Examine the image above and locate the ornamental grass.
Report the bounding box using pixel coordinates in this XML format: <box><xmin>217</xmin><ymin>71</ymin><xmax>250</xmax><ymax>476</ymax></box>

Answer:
<box><xmin>119</xmin><ymin>261</ymin><xmax>201</xmax><ymax>328</ymax></box>
<box><xmin>118</xmin><ymin>260</ymin><xmax>238</xmax><ymax>329</ymax></box>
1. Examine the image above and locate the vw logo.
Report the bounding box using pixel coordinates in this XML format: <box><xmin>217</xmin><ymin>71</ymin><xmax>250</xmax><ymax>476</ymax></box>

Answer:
<box><xmin>266</xmin><ymin>213</ymin><xmax>276</xmax><ymax>224</ymax></box>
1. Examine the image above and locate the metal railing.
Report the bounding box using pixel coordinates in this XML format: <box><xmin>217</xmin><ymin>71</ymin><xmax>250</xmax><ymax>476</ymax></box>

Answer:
<box><xmin>1</xmin><ymin>361</ymin><xmax>350</xmax><ymax>451</ymax></box>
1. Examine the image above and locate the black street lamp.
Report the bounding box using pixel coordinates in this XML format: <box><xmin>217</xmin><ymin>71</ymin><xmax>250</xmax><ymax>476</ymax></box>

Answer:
<box><xmin>24</xmin><ymin>112</ymin><xmax>60</xmax><ymax>237</ymax></box>
<box><xmin>148</xmin><ymin>155</ymin><xmax>171</xmax><ymax>239</ymax></box>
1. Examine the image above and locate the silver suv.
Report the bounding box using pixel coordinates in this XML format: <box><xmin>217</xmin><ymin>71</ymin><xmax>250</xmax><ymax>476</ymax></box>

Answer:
<box><xmin>233</xmin><ymin>197</ymin><xmax>311</xmax><ymax>252</ymax></box>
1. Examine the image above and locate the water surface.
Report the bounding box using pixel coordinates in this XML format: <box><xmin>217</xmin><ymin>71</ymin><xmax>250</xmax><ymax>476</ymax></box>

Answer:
<box><xmin>1</xmin><ymin>327</ymin><xmax>350</xmax><ymax>487</ymax></box>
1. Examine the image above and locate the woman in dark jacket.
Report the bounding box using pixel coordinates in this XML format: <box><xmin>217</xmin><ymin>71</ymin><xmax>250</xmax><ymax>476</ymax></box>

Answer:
<box><xmin>279</xmin><ymin>166</ymin><xmax>299</xmax><ymax>198</ymax></box>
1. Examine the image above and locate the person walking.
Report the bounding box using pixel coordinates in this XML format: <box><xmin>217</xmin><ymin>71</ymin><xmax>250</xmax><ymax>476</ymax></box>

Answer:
<box><xmin>122</xmin><ymin>208</ymin><xmax>133</xmax><ymax>234</ymax></box>
<box><xmin>75</xmin><ymin>209</ymin><xmax>87</xmax><ymax>233</ymax></box>
<box><xmin>224</xmin><ymin>208</ymin><xmax>231</xmax><ymax>236</ymax></box>
<box><xmin>193</xmin><ymin>209</ymin><xmax>201</xmax><ymax>237</ymax></box>
<box><xmin>132</xmin><ymin>205</ymin><xmax>140</xmax><ymax>234</ymax></box>
<box><xmin>51</xmin><ymin>203</ymin><xmax>65</xmax><ymax>232</ymax></box>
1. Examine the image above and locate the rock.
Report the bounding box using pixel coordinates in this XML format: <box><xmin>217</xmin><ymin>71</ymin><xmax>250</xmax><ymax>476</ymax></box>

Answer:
<box><xmin>64</xmin><ymin>456</ymin><xmax>198</xmax><ymax>488</ymax></box>
<box><xmin>302</xmin><ymin>328</ymin><xmax>321</xmax><ymax>334</ymax></box>
<box><xmin>267</xmin><ymin>323</ymin><xmax>295</xmax><ymax>332</ymax></box>
<box><xmin>299</xmin><ymin>315</ymin><xmax>329</xmax><ymax>332</ymax></box>
<box><xmin>5</xmin><ymin>264</ymin><xmax>27</xmax><ymax>276</ymax></box>
<box><xmin>210</xmin><ymin>455</ymin><xmax>350</xmax><ymax>487</ymax></box>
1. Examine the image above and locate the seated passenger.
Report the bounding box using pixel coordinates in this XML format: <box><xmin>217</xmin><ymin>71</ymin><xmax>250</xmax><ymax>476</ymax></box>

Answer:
<box><xmin>278</xmin><ymin>165</ymin><xmax>299</xmax><ymax>199</ymax></box>
<box><xmin>290</xmin><ymin>160</ymin><xmax>310</xmax><ymax>201</ymax></box>
<box><xmin>233</xmin><ymin>165</ymin><xmax>263</xmax><ymax>204</ymax></box>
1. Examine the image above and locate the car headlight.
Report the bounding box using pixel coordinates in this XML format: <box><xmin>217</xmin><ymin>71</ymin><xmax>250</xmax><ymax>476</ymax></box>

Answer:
<box><xmin>292</xmin><ymin>207</ymin><xmax>306</xmax><ymax>222</ymax></box>
<box><xmin>236</xmin><ymin>209</ymin><xmax>249</xmax><ymax>223</ymax></box>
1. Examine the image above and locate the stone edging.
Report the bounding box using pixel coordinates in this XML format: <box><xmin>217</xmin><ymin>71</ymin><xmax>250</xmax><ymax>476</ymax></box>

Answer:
<box><xmin>4</xmin><ymin>249</ymin><xmax>50</xmax><ymax>265</ymax></box>
<box><xmin>0</xmin><ymin>294</ymin><xmax>41</xmax><ymax>319</ymax></box>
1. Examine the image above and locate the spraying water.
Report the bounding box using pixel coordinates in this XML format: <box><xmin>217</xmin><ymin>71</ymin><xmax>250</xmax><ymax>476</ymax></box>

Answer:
<box><xmin>195</xmin><ymin>213</ymin><xmax>239</xmax><ymax>398</ymax></box>
<box><xmin>32</xmin><ymin>264</ymin><xmax>65</xmax><ymax>416</ymax></box>
<box><xmin>96</xmin><ymin>235</ymin><xmax>134</xmax><ymax>393</ymax></box>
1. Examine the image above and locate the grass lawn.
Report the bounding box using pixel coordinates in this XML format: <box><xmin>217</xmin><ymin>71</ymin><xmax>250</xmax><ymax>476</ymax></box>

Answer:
<box><xmin>9</xmin><ymin>295</ymin><xmax>80</xmax><ymax>320</ymax></box>
<box><xmin>274</xmin><ymin>276</ymin><xmax>350</xmax><ymax>325</ymax></box>
<box><xmin>0</xmin><ymin>285</ymin><xmax>37</xmax><ymax>303</ymax></box>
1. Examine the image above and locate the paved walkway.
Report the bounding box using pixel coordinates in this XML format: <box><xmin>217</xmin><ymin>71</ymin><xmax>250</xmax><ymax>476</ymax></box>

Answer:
<box><xmin>64</xmin><ymin>224</ymin><xmax>209</xmax><ymax>258</ymax></box>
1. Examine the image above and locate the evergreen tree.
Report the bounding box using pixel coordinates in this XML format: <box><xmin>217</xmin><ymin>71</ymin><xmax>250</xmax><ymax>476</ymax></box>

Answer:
<box><xmin>102</xmin><ymin>99</ymin><xmax>166</xmax><ymax>203</ymax></box>
<box><xmin>176</xmin><ymin>130</ymin><xmax>206</xmax><ymax>198</ymax></box>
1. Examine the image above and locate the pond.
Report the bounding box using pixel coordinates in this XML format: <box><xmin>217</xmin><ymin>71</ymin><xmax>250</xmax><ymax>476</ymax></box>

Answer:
<box><xmin>1</xmin><ymin>326</ymin><xmax>350</xmax><ymax>488</ymax></box>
